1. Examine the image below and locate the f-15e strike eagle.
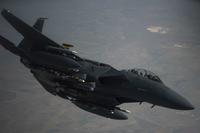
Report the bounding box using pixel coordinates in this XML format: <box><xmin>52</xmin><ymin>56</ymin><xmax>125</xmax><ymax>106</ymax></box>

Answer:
<box><xmin>0</xmin><ymin>9</ymin><xmax>194</xmax><ymax>120</ymax></box>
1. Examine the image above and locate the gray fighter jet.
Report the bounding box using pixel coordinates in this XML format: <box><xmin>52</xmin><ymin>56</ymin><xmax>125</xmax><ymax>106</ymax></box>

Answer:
<box><xmin>0</xmin><ymin>9</ymin><xmax>194</xmax><ymax>120</ymax></box>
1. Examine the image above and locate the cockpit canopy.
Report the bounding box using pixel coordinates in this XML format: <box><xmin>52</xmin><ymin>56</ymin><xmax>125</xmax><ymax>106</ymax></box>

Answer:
<box><xmin>127</xmin><ymin>68</ymin><xmax>163</xmax><ymax>83</ymax></box>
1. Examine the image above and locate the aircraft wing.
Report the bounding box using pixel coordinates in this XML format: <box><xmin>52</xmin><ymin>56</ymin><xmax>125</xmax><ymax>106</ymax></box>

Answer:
<box><xmin>0</xmin><ymin>35</ymin><xmax>27</xmax><ymax>58</ymax></box>
<box><xmin>18</xmin><ymin>17</ymin><xmax>47</xmax><ymax>51</ymax></box>
<box><xmin>1</xmin><ymin>9</ymin><xmax>61</xmax><ymax>51</ymax></box>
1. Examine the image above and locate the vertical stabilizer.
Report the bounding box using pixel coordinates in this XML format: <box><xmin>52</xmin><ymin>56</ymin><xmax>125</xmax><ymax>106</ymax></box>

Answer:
<box><xmin>33</xmin><ymin>18</ymin><xmax>48</xmax><ymax>32</ymax></box>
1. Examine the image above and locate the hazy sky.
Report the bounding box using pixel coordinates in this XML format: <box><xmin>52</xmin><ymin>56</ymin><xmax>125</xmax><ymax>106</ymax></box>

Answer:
<box><xmin>0</xmin><ymin>0</ymin><xmax>200</xmax><ymax>133</ymax></box>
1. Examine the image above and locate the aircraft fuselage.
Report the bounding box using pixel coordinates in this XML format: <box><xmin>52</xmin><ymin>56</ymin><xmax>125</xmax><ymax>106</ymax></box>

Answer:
<box><xmin>0</xmin><ymin>9</ymin><xmax>194</xmax><ymax>120</ymax></box>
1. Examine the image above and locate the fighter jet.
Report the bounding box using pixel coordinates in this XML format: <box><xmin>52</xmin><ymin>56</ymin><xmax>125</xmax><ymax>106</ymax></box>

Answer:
<box><xmin>0</xmin><ymin>9</ymin><xmax>194</xmax><ymax>120</ymax></box>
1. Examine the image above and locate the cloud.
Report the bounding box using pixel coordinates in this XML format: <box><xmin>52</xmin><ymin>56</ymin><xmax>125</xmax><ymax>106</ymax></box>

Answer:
<box><xmin>146</xmin><ymin>26</ymin><xmax>169</xmax><ymax>34</ymax></box>
<box><xmin>174</xmin><ymin>43</ymin><xmax>189</xmax><ymax>48</ymax></box>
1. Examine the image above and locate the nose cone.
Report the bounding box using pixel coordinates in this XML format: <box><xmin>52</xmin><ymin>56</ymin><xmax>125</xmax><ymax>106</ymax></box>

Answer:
<box><xmin>171</xmin><ymin>94</ymin><xmax>194</xmax><ymax>110</ymax></box>
<box><xmin>162</xmin><ymin>87</ymin><xmax>194</xmax><ymax>110</ymax></box>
